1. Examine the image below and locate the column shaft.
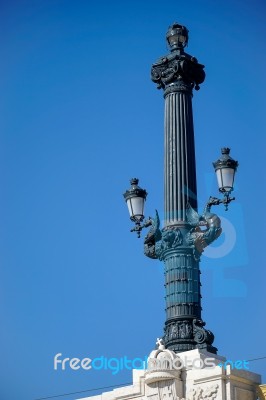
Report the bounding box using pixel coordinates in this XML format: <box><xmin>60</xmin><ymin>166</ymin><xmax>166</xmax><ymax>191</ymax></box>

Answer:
<box><xmin>164</xmin><ymin>91</ymin><xmax>197</xmax><ymax>225</ymax></box>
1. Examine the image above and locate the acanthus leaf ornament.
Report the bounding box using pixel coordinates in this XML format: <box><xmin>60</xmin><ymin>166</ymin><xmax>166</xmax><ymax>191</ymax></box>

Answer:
<box><xmin>151</xmin><ymin>52</ymin><xmax>205</xmax><ymax>92</ymax></box>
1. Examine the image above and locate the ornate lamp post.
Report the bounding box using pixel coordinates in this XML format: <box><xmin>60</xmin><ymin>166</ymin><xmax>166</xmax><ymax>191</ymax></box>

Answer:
<box><xmin>123</xmin><ymin>178</ymin><xmax>152</xmax><ymax>238</ymax></box>
<box><xmin>123</xmin><ymin>23</ymin><xmax>238</xmax><ymax>354</ymax></box>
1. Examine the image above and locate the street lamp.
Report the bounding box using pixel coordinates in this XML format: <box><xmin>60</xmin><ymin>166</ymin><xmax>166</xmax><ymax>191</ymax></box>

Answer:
<box><xmin>166</xmin><ymin>22</ymin><xmax>189</xmax><ymax>50</ymax></box>
<box><xmin>123</xmin><ymin>23</ymin><xmax>239</xmax><ymax>354</ymax></box>
<box><xmin>210</xmin><ymin>147</ymin><xmax>239</xmax><ymax>211</ymax></box>
<box><xmin>123</xmin><ymin>178</ymin><xmax>152</xmax><ymax>238</ymax></box>
<box><xmin>213</xmin><ymin>147</ymin><xmax>238</xmax><ymax>192</ymax></box>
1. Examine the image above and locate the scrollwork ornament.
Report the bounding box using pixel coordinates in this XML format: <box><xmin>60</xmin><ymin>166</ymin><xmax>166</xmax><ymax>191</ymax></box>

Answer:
<box><xmin>193</xmin><ymin>319</ymin><xmax>215</xmax><ymax>346</ymax></box>
<box><xmin>151</xmin><ymin>51</ymin><xmax>205</xmax><ymax>92</ymax></box>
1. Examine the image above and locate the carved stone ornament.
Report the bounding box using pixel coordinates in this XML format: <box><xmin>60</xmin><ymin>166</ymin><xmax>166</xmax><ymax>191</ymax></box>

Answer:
<box><xmin>187</xmin><ymin>384</ymin><xmax>219</xmax><ymax>400</ymax></box>
<box><xmin>146</xmin><ymin>338</ymin><xmax>182</xmax><ymax>377</ymax></box>
<box><xmin>145</xmin><ymin>381</ymin><xmax>185</xmax><ymax>400</ymax></box>
<box><xmin>145</xmin><ymin>339</ymin><xmax>184</xmax><ymax>399</ymax></box>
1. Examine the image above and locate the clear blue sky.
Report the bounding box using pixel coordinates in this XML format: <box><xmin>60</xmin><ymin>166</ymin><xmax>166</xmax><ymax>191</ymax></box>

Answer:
<box><xmin>0</xmin><ymin>0</ymin><xmax>265</xmax><ymax>399</ymax></box>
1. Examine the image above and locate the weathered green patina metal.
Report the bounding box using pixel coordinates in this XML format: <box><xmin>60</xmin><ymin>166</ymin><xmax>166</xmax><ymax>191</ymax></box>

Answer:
<box><xmin>146</xmin><ymin>23</ymin><xmax>220</xmax><ymax>353</ymax></box>
<box><xmin>123</xmin><ymin>23</ymin><xmax>238</xmax><ymax>354</ymax></box>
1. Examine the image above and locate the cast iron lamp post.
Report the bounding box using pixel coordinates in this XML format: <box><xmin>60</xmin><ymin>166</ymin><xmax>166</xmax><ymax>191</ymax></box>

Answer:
<box><xmin>123</xmin><ymin>178</ymin><xmax>152</xmax><ymax>238</ymax></box>
<box><xmin>213</xmin><ymin>147</ymin><xmax>238</xmax><ymax>210</ymax></box>
<box><xmin>123</xmin><ymin>23</ymin><xmax>238</xmax><ymax>354</ymax></box>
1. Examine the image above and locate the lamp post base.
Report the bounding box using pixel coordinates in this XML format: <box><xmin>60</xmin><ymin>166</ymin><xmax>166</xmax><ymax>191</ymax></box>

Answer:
<box><xmin>164</xmin><ymin>318</ymin><xmax>217</xmax><ymax>354</ymax></box>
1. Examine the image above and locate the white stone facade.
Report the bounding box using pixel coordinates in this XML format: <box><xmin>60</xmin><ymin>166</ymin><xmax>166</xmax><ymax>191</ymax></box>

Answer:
<box><xmin>77</xmin><ymin>347</ymin><xmax>261</xmax><ymax>400</ymax></box>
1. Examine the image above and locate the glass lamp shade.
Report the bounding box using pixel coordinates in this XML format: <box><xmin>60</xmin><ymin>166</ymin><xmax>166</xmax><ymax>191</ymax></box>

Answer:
<box><xmin>168</xmin><ymin>33</ymin><xmax>187</xmax><ymax>46</ymax></box>
<box><xmin>213</xmin><ymin>148</ymin><xmax>238</xmax><ymax>193</ymax></box>
<box><xmin>166</xmin><ymin>23</ymin><xmax>188</xmax><ymax>50</ymax></box>
<box><xmin>123</xmin><ymin>178</ymin><xmax>147</xmax><ymax>223</ymax></box>
<box><xmin>215</xmin><ymin>168</ymin><xmax>235</xmax><ymax>193</ymax></box>
<box><xmin>126</xmin><ymin>196</ymin><xmax>145</xmax><ymax>222</ymax></box>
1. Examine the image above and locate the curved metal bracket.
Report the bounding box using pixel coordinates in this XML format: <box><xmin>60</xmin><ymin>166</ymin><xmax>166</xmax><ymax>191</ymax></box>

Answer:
<box><xmin>144</xmin><ymin>210</ymin><xmax>162</xmax><ymax>259</ymax></box>
<box><xmin>186</xmin><ymin>198</ymin><xmax>223</xmax><ymax>259</ymax></box>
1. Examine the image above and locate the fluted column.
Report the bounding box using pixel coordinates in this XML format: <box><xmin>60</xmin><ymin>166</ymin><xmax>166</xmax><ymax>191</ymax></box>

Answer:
<box><xmin>164</xmin><ymin>90</ymin><xmax>197</xmax><ymax>224</ymax></box>
<box><xmin>148</xmin><ymin>23</ymin><xmax>217</xmax><ymax>354</ymax></box>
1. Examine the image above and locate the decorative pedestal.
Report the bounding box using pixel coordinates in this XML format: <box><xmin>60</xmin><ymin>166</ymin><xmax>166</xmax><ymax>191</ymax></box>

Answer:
<box><xmin>178</xmin><ymin>349</ymin><xmax>261</xmax><ymax>400</ymax></box>
<box><xmin>77</xmin><ymin>348</ymin><xmax>261</xmax><ymax>400</ymax></box>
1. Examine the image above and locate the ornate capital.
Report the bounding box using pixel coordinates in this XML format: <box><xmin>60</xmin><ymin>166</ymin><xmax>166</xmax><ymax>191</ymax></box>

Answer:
<box><xmin>151</xmin><ymin>51</ymin><xmax>205</xmax><ymax>92</ymax></box>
